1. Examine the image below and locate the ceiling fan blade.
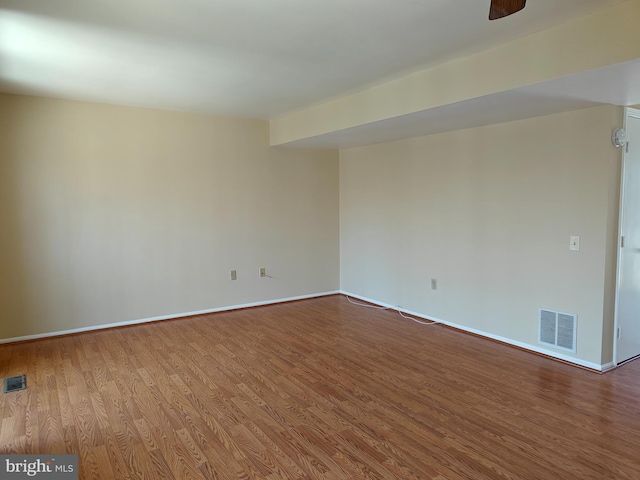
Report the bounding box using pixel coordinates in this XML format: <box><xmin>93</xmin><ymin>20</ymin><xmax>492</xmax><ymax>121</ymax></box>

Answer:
<box><xmin>489</xmin><ymin>0</ymin><xmax>526</xmax><ymax>20</ymax></box>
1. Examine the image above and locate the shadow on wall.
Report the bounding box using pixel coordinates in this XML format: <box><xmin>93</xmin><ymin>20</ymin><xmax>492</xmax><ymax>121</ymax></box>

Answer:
<box><xmin>0</xmin><ymin>99</ymin><xmax>37</xmax><ymax>339</ymax></box>
<box><xmin>0</xmin><ymin>98</ymin><xmax>100</xmax><ymax>340</ymax></box>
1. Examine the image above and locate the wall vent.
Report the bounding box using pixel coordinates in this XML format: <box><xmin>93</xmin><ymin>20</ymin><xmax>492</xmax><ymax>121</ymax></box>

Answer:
<box><xmin>3</xmin><ymin>375</ymin><xmax>26</xmax><ymax>393</ymax></box>
<box><xmin>539</xmin><ymin>309</ymin><xmax>577</xmax><ymax>353</ymax></box>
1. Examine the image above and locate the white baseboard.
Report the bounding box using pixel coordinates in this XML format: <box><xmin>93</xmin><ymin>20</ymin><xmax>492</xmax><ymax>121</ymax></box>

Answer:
<box><xmin>601</xmin><ymin>361</ymin><xmax>616</xmax><ymax>372</ymax></box>
<box><xmin>340</xmin><ymin>290</ymin><xmax>607</xmax><ymax>372</ymax></box>
<box><xmin>0</xmin><ymin>290</ymin><xmax>341</xmax><ymax>345</ymax></box>
<box><xmin>2</xmin><ymin>290</ymin><xmax>612</xmax><ymax>372</ymax></box>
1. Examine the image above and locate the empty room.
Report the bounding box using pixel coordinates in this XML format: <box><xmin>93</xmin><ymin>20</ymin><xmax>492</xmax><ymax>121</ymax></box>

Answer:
<box><xmin>2</xmin><ymin>0</ymin><xmax>640</xmax><ymax>478</ymax></box>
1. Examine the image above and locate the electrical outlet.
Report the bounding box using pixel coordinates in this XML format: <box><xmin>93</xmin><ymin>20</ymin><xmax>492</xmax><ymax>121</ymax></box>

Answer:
<box><xmin>230</xmin><ymin>270</ymin><xmax>237</xmax><ymax>281</ymax></box>
<box><xmin>259</xmin><ymin>268</ymin><xmax>266</xmax><ymax>278</ymax></box>
<box><xmin>431</xmin><ymin>278</ymin><xmax>437</xmax><ymax>290</ymax></box>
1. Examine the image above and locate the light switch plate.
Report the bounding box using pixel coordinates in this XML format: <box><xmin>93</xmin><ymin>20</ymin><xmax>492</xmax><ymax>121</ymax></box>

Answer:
<box><xmin>569</xmin><ymin>236</ymin><xmax>580</xmax><ymax>252</ymax></box>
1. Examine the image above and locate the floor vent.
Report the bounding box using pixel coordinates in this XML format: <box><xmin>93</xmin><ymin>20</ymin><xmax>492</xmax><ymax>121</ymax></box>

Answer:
<box><xmin>3</xmin><ymin>375</ymin><xmax>26</xmax><ymax>393</ymax></box>
<box><xmin>539</xmin><ymin>309</ymin><xmax>577</xmax><ymax>353</ymax></box>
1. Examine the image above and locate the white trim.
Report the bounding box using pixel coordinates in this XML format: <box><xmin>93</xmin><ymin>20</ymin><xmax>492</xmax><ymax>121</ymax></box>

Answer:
<box><xmin>601</xmin><ymin>362</ymin><xmax>616</xmax><ymax>373</ymax></box>
<box><xmin>2</xmin><ymin>288</ymin><xmax>608</xmax><ymax>371</ymax></box>
<box><xmin>341</xmin><ymin>290</ymin><xmax>606</xmax><ymax>371</ymax></box>
<box><xmin>613</xmin><ymin>107</ymin><xmax>640</xmax><ymax>367</ymax></box>
<box><xmin>626</xmin><ymin>107</ymin><xmax>640</xmax><ymax>120</ymax></box>
<box><xmin>0</xmin><ymin>291</ymin><xmax>340</xmax><ymax>345</ymax></box>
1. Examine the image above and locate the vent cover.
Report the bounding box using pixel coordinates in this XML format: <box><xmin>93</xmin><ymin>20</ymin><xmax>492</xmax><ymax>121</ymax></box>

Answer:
<box><xmin>539</xmin><ymin>309</ymin><xmax>577</xmax><ymax>353</ymax></box>
<box><xmin>3</xmin><ymin>375</ymin><xmax>26</xmax><ymax>393</ymax></box>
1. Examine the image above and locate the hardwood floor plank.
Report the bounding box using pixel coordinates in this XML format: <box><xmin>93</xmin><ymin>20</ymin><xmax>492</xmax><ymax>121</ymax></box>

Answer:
<box><xmin>1</xmin><ymin>295</ymin><xmax>640</xmax><ymax>478</ymax></box>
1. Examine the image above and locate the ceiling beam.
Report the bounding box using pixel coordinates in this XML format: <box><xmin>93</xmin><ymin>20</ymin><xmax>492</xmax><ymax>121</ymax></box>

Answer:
<box><xmin>270</xmin><ymin>0</ymin><xmax>640</xmax><ymax>147</ymax></box>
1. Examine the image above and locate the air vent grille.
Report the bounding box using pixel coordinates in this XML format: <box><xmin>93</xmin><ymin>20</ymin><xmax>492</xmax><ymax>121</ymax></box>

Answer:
<box><xmin>3</xmin><ymin>375</ymin><xmax>26</xmax><ymax>393</ymax></box>
<box><xmin>539</xmin><ymin>309</ymin><xmax>577</xmax><ymax>353</ymax></box>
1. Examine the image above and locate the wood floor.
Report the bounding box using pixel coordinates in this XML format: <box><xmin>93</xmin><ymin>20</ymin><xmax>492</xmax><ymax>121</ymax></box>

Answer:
<box><xmin>1</xmin><ymin>295</ymin><xmax>640</xmax><ymax>479</ymax></box>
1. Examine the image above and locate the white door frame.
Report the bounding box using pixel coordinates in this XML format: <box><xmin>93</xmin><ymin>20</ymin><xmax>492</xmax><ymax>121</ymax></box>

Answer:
<box><xmin>613</xmin><ymin>107</ymin><xmax>640</xmax><ymax>367</ymax></box>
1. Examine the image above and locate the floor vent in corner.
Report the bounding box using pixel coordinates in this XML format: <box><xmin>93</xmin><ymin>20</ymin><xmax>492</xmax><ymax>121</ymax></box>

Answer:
<box><xmin>3</xmin><ymin>375</ymin><xmax>26</xmax><ymax>393</ymax></box>
<box><xmin>539</xmin><ymin>309</ymin><xmax>577</xmax><ymax>353</ymax></box>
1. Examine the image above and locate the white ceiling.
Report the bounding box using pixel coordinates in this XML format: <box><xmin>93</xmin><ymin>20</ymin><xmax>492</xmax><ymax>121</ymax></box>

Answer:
<box><xmin>0</xmin><ymin>0</ymin><xmax>628</xmax><ymax>120</ymax></box>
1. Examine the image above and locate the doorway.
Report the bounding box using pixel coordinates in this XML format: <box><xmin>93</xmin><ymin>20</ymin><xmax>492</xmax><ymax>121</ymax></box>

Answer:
<box><xmin>615</xmin><ymin>108</ymin><xmax>640</xmax><ymax>365</ymax></box>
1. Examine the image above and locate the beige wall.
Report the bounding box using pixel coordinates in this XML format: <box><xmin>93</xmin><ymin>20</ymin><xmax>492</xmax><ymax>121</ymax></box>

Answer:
<box><xmin>340</xmin><ymin>106</ymin><xmax>622</xmax><ymax>366</ymax></box>
<box><xmin>0</xmin><ymin>92</ymin><xmax>624</xmax><ymax>367</ymax></box>
<box><xmin>0</xmin><ymin>94</ymin><xmax>339</xmax><ymax>340</ymax></box>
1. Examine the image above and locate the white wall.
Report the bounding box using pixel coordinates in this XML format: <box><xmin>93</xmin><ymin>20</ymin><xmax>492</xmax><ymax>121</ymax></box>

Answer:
<box><xmin>0</xmin><ymin>94</ymin><xmax>339</xmax><ymax>340</ymax></box>
<box><xmin>340</xmin><ymin>106</ymin><xmax>622</xmax><ymax>367</ymax></box>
